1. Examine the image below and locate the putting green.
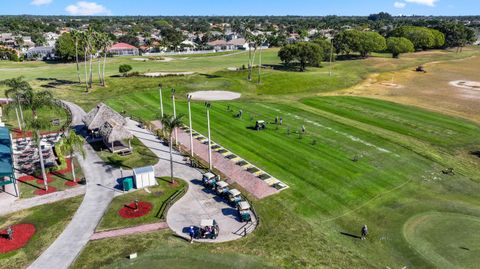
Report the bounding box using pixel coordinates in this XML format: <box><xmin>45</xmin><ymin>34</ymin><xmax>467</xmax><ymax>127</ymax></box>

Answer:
<box><xmin>403</xmin><ymin>212</ymin><xmax>480</xmax><ymax>269</ymax></box>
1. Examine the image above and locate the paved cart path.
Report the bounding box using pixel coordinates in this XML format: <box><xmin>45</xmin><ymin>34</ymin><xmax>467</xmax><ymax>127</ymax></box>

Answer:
<box><xmin>28</xmin><ymin>101</ymin><xmax>121</xmax><ymax>269</ymax></box>
<box><xmin>0</xmin><ymin>186</ymin><xmax>86</xmax><ymax>216</ymax></box>
<box><xmin>126</xmin><ymin>119</ymin><xmax>256</xmax><ymax>243</ymax></box>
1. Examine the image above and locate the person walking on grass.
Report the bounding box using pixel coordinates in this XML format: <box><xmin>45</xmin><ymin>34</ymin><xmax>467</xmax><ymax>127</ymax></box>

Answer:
<box><xmin>361</xmin><ymin>225</ymin><xmax>368</xmax><ymax>240</ymax></box>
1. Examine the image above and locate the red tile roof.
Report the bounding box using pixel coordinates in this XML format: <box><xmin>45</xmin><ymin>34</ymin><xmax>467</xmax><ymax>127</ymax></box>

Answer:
<box><xmin>109</xmin><ymin>43</ymin><xmax>138</xmax><ymax>50</ymax></box>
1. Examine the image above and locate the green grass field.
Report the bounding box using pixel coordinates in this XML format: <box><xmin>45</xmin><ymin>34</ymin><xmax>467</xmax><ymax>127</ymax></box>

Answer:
<box><xmin>0</xmin><ymin>197</ymin><xmax>82</xmax><ymax>269</ymax></box>
<box><xmin>2</xmin><ymin>48</ymin><xmax>480</xmax><ymax>268</ymax></box>
<box><xmin>96</xmin><ymin>178</ymin><xmax>185</xmax><ymax>231</ymax></box>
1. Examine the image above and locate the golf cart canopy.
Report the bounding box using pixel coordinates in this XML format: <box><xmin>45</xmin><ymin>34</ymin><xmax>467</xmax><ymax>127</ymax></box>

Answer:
<box><xmin>201</xmin><ymin>219</ymin><xmax>215</xmax><ymax>227</ymax></box>
<box><xmin>228</xmin><ymin>188</ymin><xmax>241</xmax><ymax>197</ymax></box>
<box><xmin>256</xmin><ymin>120</ymin><xmax>265</xmax><ymax>124</ymax></box>
<box><xmin>203</xmin><ymin>172</ymin><xmax>215</xmax><ymax>179</ymax></box>
<box><xmin>238</xmin><ymin>201</ymin><xmax>251</xmax><ymax>210</ymax></box>
<box><xmin>216</xmin><ymin>181</ymin><xmax>229</xmax><ymax>188</ymax></box>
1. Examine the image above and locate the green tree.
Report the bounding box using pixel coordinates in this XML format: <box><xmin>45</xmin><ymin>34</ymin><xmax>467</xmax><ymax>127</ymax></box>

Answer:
<box><xmin>313</xmin><ymin>38</ymin><xmax>334</xmax><ymax>61</ymax></box>
<box><xmin>430</xmin><ymin>29</ymin><xmax>446</xmax><ymax>48</ymax></box>
<box><xmin>436</xmin><ymin>23</ymin><xmax>477</xmax><ymax>51</ymax></box>
<box><xmin>357</xmin><ymin>32</ymin><xmax>387</xmax><ymax>57</ymax></box>
<box><xmin>386</xmin><ymin>37</ymin><xmax>415</xmax><ymax>58</ymax></box>
<box><xmin>278</xmin><ymin>42</ymin><xmax>323</xmax><ymax>71</ymax></box>
<box><xmin>391</xmin><ymin>26</ymin><xmax>435</xmax><ymax>50</ymax></box>
<box><xmin>58</xmin><ymin>130</ymin><xmax>85</xmax><ymax>183</ymax></box>
<box><xmin>160</xmin><ymin>114</ymin><xmax>184</xmax><ymax>184</ymax></box>
<box><xmin>333</xmin><ymin>30</ymin><xmax>361</xmax><ymax>55</ymax></box>
<box><xmin>119</xmin><ymin>64</ymin><xmax>132</xmax><ymax>76</ymax></box>
<box><xmin>1</xmin><ymin>77</ymin><xmax>31</xmax><ymax>131</ymax></box>
<box><xmin>55</xmin><ymin>32</ymin><xmax>76</xmax><ymax>61</ymax></box>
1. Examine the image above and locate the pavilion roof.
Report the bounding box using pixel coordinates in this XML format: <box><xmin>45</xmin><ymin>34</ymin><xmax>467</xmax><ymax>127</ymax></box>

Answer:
<box><xmin>82</xmin><ymin>103</ymin><xmax>126</xmax><ymax>131</ymax></box>
<box><xmin>0</xmin><ymin>127</ymin><xmax>13</xmax><ymax>177</ymax></box>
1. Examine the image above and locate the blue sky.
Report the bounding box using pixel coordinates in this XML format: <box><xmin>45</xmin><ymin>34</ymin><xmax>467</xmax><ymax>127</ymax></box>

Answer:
<box><xmin>4</xmin><ymin>0</ymin><xmax>479</xmax><ymax>16</ymax></box>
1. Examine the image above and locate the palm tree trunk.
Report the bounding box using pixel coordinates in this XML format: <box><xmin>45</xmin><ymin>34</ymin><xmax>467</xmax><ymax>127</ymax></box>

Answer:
<box><xmin>18</xmin><ymin>102</ymin><xmax>25</xmax><ymax>129</ymax></box>
<box><xmin>37</xmin><ymin>134</ymin><xmax>48</xmax><ymax>191</ymax></box>
<box><xmin>102</xmin><ymin>51</ymin><xmax>107</xmax><ymax>87</ymax></box>
<box><xmin>75</xmin><ymin>40</ymin><xmax>81</xmax><ymax>83</ymax></box>
<box><xmin>247</xmin><ymin>46</ymin><xmax>252</xmax><ymax>81</ymax></box>
<box><xmin>97</xmin><ymin>56</ymin><xmax>102</xmax><ymax>85</ymax></box>
<box><xmin>70</xmin><ymin>153</ymin><xmax>76</xmax><ymax>183</ymax></box>
<box><xmin>84</xmin><ymin>49</ymin><xmax>88</xmax><ymax>92</ymax></box>
<box><xmin>14</xmin><ymin>107</ymin><xmax>22</xmax><ymax>132</ymax></box>
<box><xmin>169</xmin><ymin>135</ymin><xmax>175</xmax><ymax>184</ymax></box>
<box><xmin>89</xmin><ymin>54</ymin><xmax>93</xmax><ymax>88</ymax></box>
<box><xmin>257</xmin><ymin>45</ymin><xmax>262</xmax><ymax>84</ymax></box>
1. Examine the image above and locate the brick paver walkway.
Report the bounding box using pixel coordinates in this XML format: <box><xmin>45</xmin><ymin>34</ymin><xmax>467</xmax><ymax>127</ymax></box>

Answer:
<box><xmin>90</xmin><ymin>222</ymin><xmax>168</xmax><ymax>240</ymax></box>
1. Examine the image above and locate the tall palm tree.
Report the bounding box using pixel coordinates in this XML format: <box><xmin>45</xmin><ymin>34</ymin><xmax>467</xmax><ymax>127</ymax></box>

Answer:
<box><xmin>81</xmin><ymin>31</ymin><xmax>89</xmax><ymax>92</ymax></box>
<box><xmin>1</xmin><ymin>77</ymin><xmax>32</xmax><ymax>131</ymax></box>
<box><xmin>22</xmin><ymin>88</ymin><xmax>56</xmax><ymax>191</ymax></box>
<box><xmin>72</xmin><ymin>30</ymin><xmax>82</xmax><ymax>84</ymax></box>
<box><xmin>160</xmin><ymin>114</ymin><xmax>184</xmax><ymax>184</ymax></box>
<box><xmin>100</xmin><ymin>33</ymin><xmax>112</xmax><ymax>87</ymax></box>
<box><xmin>245</xmin><ymin>31</ymin><xmax>259</xmax><ymax>81</ymax></box>
<box><xmin>58</xmin><ymin>130</ymin><xmax>85</xmax><ymax>183</ymax></box>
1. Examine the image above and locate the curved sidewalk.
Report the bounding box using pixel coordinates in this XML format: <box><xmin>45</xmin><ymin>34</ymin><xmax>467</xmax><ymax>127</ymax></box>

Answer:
<box><xmin>126</xmin><ymin>119</ymin><xmax>256</xmax><ymax>243</ymax></box>
<box><xmin>28</xmin><ymin>102</ymin><xmax>120</xmax><ymax>269</ymax></box>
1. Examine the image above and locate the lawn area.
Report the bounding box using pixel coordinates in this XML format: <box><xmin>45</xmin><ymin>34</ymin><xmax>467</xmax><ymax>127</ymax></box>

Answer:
<box><xmin>71</xmin><ymin>230</ymin><xmax>276</xmax><ymax>269</ymax></box>
<box><xmin>2</xmin><ymin>105</ymin><xmax>69</xmax><ymax>136</ymax></box>
<box><xmin>0</xmin><ymin>196</ymin><xmax>83</xmax><ymax>269</ymax></box>
<box><xmin>96</xmin><ymin>177</ymin><xmax>186</xmax><ymax>231</ymax></box>
<box><xmin>17</xmin><ymin>157</ymin><xmax>84</xmax><ymax>199</ymax></box>
<box><xmin>2</xmin><ymin>47</ymin><xmax>480</xmax><ymax>268</ymax></box>
<box><xmin>91</xmin><ymin>137</ymin><xmax>158</xmax><ymax>169</ymax></box>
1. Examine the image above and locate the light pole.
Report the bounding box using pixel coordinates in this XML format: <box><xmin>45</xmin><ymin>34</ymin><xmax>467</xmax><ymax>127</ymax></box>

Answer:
<box><xmin>187</xmin><ymin>94</ymin><xmax>194</xmax><ymax>161</ymax></box>
<box><xmin>158</xmin><ymin>84</ymin><xmax>164</xmax><ymax>117</ymax></box>
<box><xmin>171</xmin><ymin>88</ymin><xmax>178</xmax><ymax>145</ymax></box>
<box><xmin>205</xmin><ymin>102</ymin><xmax>212</xmax><ymax>171</ymax></box>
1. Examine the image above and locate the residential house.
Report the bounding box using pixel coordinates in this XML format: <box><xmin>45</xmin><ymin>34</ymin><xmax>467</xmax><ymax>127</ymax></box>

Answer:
<box><xmin>108</xmin><ymin>43</ymin><xmax>140</xmax><ymax>56</ymax></box>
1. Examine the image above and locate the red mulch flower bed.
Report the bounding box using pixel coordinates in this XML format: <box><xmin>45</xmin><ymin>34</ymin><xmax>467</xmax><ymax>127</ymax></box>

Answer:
<box><xmin>36</xmin><ymin>176</ymin><xmax>54</xmax><ymax>185</ymax></box>
<box><xmin>0</xmin><ymin>224</ymin><xmax>36</xmax><ymax>253</ymax></box>
<box><xmin>118</xmin><ymin>202</ymin><xmax>153</xmax><ymax>219</ymax></box>
<box><xmin>34</xmin><ymin>186</ymin><xmax>57</xmax><ymax>196</ymax></box>
<box><xmin>64</xmin><ymin>180</ymin><xmax>78</xmax><ymax>187</ymax></box>
<box><xmin>18</xmin><ymin>175</ymin><xmax>38</xmax><ymax>182</ymax></box>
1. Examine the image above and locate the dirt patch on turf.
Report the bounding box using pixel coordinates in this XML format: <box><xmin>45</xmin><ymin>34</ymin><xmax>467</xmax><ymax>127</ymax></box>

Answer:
<box><xmin>189</xmin><ymin>90</ymin><xmax>241</xmax><ymax>101</ymax></box>
<box><xmin>330</xmin><ymin>55</ymin><xmax>480</xmax><ymax>123</ymax></box>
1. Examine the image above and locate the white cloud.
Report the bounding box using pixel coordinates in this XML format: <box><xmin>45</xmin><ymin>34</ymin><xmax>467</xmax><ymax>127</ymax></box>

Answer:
<box><xmin>31</xmin><ymin>0</ymin><xmax>53</xmax><ymax>6</ymax></box>
<box><xmin>405</xmin><ymin>0</ymin><xmax>438</xmax><ymax>7</ymax></box>
<box><xmin>394</xmin><ymin>2</ymin><xmax>406</xmax><ymax>8</ymax></box>
<box><xmin>65</xmin><ymin>1</ymin><xmax>111</xmax><ymax>16</ymax></box>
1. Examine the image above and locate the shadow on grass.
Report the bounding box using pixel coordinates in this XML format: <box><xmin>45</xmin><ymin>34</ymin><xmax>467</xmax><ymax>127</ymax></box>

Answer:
<box><xmin>200</xmin><ymin>73</ymin><xmax>222</xmax><ymax>79</ymax></box>
<box><xmin>17</xmin><ymin>179</ymin><xmax>43</xmax><ymax>190</ymax></box>
<box><xmin>470</xmin><ymin>150</ymin><xmax>480</xmax><ymax>158</ymax></box>
<box><xmin>340</xmin><ymin>232</ymin><xmax>361</xmax><ymax>239</ymax></box>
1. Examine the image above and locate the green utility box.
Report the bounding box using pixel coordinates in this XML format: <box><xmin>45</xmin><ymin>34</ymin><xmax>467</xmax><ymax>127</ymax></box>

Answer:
<box><xmin>122</xmin><ymin>177</ymin><xmax>134</xmax><ymax>191</ymax></box>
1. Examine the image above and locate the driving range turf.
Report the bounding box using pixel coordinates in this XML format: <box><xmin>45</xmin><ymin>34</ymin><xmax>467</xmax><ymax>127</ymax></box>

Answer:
<box><xmin>1</xmin><ymin>48</ymin><xmax>480</xmax><ymax>268</ymax></box>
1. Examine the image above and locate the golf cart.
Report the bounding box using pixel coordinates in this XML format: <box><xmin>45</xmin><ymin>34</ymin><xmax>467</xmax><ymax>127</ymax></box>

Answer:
<box><xmin>198</xmin><ymin>219</ymin><xmax>219</xmax><ymax>239</ymax></box>
<box><xmin>215</xmin><ymin>181</ymin><xmax>230</xmax><ymax>197</ymax></box>
<box><xmin>228</xmin><ymin>188</ymin><xmax>243</xmax><ymax>205</ymax></box>
<box><xmin>202</xmin><ymin>172</ymin><xmax>218</xmax><ymax>189</ymax></box>
<box><xmin>237</xmin><ymin>201</ymin><xmax>252</xmax><ymax>222</ymax></box>
<box><xmin>255</xmin><ymin>120</ymin><xmax>266</xmax><ymax>131</ymax></box>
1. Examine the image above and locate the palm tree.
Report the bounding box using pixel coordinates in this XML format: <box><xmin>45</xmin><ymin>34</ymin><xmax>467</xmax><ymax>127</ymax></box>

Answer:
<box><xmin>81</xmin><ymin>31</ymin><xmax>89</xmax><ymax>92</ymax></box>
<box><xmin>72</xmin><ymin>30</ymin><xmax>82</xmax><ymax>84</ymax></box>
<box><xmin>58</xmin><ymin>130</ymin><xmax>85</xmax><ymax>183</ymax></box>
<box><xmin>245</xmin><ymin>31</ymin><xmax>259</xmax><ymax>81</ymax></box>
<box><xmin>1</xmin><ymin>77</ymin><xmax>32</xmax><ymax>131</ymax></box>
<box><xmin>22</xmin><ymin>88</ymin><xmax>56</xmax><ymax>191</ymax></box>
<box><xmin>160</xmin><ymin>114</ymin><xmax>184</xmax><ymax>184</ymax></box>
<box><xmin>100</xmin><ymin>33</ymin><xmax>112</xmax><ymax>87</ymax></box>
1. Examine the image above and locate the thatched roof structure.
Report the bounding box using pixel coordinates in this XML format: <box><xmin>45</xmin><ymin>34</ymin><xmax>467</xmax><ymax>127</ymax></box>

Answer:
<box><xmin>98</xmin><ymin>119</ymin><xmax>133</xmax><ymax>144</ymax></box>
<box><xmin>83</xmin><ymin>103</ymin><xmax>126</xmax><ymax>131</ymax></box>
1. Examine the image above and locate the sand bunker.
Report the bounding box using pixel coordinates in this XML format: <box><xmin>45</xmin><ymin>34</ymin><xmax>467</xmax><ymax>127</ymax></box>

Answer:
<box><xmin>144</xmin><ymin>72</ymin><xmax>195</xmax><ymax>77</ymax></box>
<box><xmin>449</xmin><ymin>80</ymin><xmax>480</xmax><ymax>91</ymax></box>
<box><xmin>189</xmin><ymin>91</ymin><xmax>241</xmax><ymax>101</ymax></box>
<box><xmin>132</xmin><ymin>58</ymin><xmax>148</xmax><ymax>61</ymax></box>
